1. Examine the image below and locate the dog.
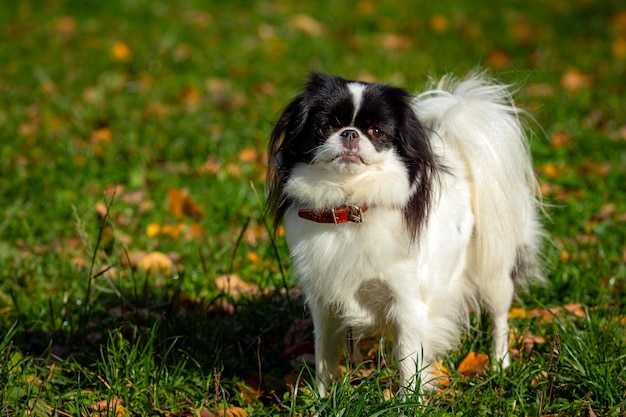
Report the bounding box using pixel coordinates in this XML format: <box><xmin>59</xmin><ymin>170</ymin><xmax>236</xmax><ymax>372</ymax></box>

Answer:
<box><xmin>266</xmin><ymin>71</ymin><xmax>542</xmax><ymax>396</ymax></box>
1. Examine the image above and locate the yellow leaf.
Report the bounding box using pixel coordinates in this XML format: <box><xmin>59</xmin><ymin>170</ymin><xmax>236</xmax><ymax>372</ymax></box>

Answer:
<box><xmin>457</xmin><ymin>352</ymin><xmax>489</xmax><ymax>376</ymax></box>
<box><xmin>239</xmin><ymin>147</ymin><xmax>259</xmax><ymax>163</ymax></box>
<box><xmin>184</xmin><ymin>223</ymin><xmax>205</xmax><ymax>240</ymax></box>
<box><xmin>198</xmin><ymin>158</ymin><xmax>222</xmax><ymax>175</ymax></box>
<box><xmin>183</xmin><ymin>87</ymin><xmax>201</xmax><ymax>107</ymax></box>
<box><xmin>91</xmin><ymin>127</ymin><xmax>112</xmax><ymax>143</ymax></box>
<box><xmin>508</xmin><ymin>307</ymin><xmax>529</xmax><ymax>319</ymax></box>
<box><xmin>146</xmin><ymin>223</ymin><xmax>161</xmax><ymax>238</ymax></box>
<box><xmin>167</xmin><ymin>187</ymin><xmax>205</xmax><ymax>220</ymax></box>
<box><xmin>561</xmin><ymin>69</ymin><xmax>591</xmax><ymax>93</ymax></box>
<box><xmin>378</xmin><ymin>33</ymin><xmax>411</xmax><ymax>50</ymax></box>
<box><xmin>218</xmin><ymin>407</ymin><xmax>249</xmax><ymax>417</ymax></box>
<box><xmin>110</xmin><ymin>41</ymin><xmax>132</xmax><ymax>62</ymax></box>
<box><xmin>431</xmin><ymin>361</ymin><xmax>450</xmax><ymax>387</ymax></box>
<box><xmin>215</xmin><ymin>274</ymin><xmax>259</xmax><ymax>297</ymax></box>
<box><xmin>288</xmin><ymin>14</ymin><xmax>325</xmax><ymax>36</ymax></box>
<box><xmin>246</xmin><ymin>252</ymin><xmax>261</xmax><ymax>264</ymax></box>
<box><xmin>430</xmin><ymin>15</ymin><xmax>449</xmax><ymax>33</ymax></box>
<box><xmin>137</xmin><ymin>251</ymin><xmax>174</xmax><ymax>275</ymax></box>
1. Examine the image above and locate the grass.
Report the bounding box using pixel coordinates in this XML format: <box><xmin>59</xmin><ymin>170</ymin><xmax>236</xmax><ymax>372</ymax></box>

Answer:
<box><xmin>1</xmin><ymin>0</ymin><xmax>625</xmax><ymax>415</ymax></box>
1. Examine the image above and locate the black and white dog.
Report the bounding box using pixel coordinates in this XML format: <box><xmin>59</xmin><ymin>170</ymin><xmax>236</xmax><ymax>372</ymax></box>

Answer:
<box><xmin>266</xmin><ymin>72</ymin><xmax>542</xmax><ymax>396</ymax></box>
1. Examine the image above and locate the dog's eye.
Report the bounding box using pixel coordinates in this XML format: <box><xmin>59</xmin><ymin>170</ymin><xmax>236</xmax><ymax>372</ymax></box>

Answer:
<box><xmin>368</xmin><ymin>127</ymin><xmax>384</xmax><ymax>139</ymax></box>
<box><xmin>319</xmin><ymin>124</ymin><xmax>336</xmax><ymax>136</ymax></box>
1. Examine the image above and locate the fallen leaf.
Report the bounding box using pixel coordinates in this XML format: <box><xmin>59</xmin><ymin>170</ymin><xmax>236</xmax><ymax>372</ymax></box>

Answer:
<box><xmin>510</xmin><ymin>20</ymin><xmax>535</xmax><ymax>44</ymax></box>
<box><xmin>430</xmin><ymin>15</ymin><xmax>449</xmax><ymax>33</ymax></box>
<box><xmin>378</xmin><ymin>33</ymin><xmax>412</xmax><ymax>50</ymax></box>
<box><xmin>198</xmin><ymin>158</ymin><xmax>222</xmax><ymax>175</ymax></box>
<box><xmin>590</xmin><ymin>204</ymin><xmax>615</xmax><ymax>222</ymax></box>
<box><xmin>53</xmin><ymin>16</ymin><xmax>77</xmax><ymax>36</ymax></box>
<box><xmin>244</xmin><ymin>224</ymin><xmax>268</xmax><ymax>245</ymax></box>
<box><xmin>110</xmin><ymin>41</ymin><xmax>132</xmax><ymax>62</ymax></box>
<box><xmin>581</xmin><ymin>160</ymin><xmax>611</xmax><ymax>177</ymax></box>
<box><xmin>288</xmin><ymin>14</ymin><xmax>325</xmax><ymax>37</ymax></box>
<box><xmin>91</xmin><ymin>127</ymin><xmax>112</xmax><ymax>143</ymax></box>
<box><xmin>183</xmin><ymin>86</ymin><xmax>201</xmax><ymax>108</ymax></box>
<box><xmin>431</xmin><ymin>361</ymin><xmax>451</xmax><ymax>387</ymax></box>
<box><xmin>520</xmin><ymin>329</ymin><xmax>546</xmax><ymax>353</ymax></box>
<box><xmin>219</xmin><ymin>407</ymin><xmax>249</xmax><ymax>417</ymax></box>
<box><xmin>456</xmin><ymin>352</ymin><xmax>489</xmax><ymax>376</ymax></box>
<box><xmin>137</xmin><ymin>251</ymin><xmax>175</xmax><ymax>275</ymax></box>
<box><xmin>238</xmin><ymin>380</ymin><xmax>261</xmax><ymax>405</ymax></box>
<box><xmin>561</xmin><ymin>69</ymin><xmax>591</xmax><ymax>93</ymax></box>
<box><xmin>168</xmin><ymin>187</ymin><xmax>205</xmax><ymax>220</ymax></box>
<box><xmin>530</xmin><ymin>303</ymin><xmax>587</xmax><ymax>322</ymax></box>
<box><xmin>90</xmin><ymin>397</ymin><xmax>127</xmax><ymax>417</ymax></box>
<box><xmin>239</xmin><ymin>147</ymin><xmax>259</xmax><ymax>163</ymax></box>
<box><xmin>550</xmin><ymin>132</ymin><xmax>572</xmax><ymax>148</ymax></box>
<box><xmin>487</xmin><ymin>50</ymin><xmax>510</xmax><ymax>69</ymax></box>
<box><xmin>246</xmin><ymin>252</ymin><xmax>261</xmax><ymax>264</ymax></box>
<box><xmin>508</xmin><ymin>307</ymin><xmax>530</xmax><ymax>320</ymax></box>
<box><xmin>526</xmin><ymin>83</ymin><xmax>555</xmax><ymax>98</ymax></box>
<box><xmin>214</xmin><ymin>274</ymin><xmax>259</xmax><ymax>297</ymax></box>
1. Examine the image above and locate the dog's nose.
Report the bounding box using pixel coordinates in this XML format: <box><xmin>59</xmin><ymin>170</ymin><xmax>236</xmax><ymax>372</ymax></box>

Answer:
<box><xmin>340</xmin><ymin>129</ymin><xmax>359</xmax><ymax>150</ymax></box>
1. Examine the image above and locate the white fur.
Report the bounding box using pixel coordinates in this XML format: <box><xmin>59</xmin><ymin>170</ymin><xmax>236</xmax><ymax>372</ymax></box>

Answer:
<box><xmin>282</xmin><ymin>75</ymin><xmax>541</xmax><ymax>397</ymax></box>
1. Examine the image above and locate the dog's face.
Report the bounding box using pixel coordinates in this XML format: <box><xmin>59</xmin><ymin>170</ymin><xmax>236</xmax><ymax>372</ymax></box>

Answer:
<box><xmin>266</xmin><ymin>72</ymin><xmax>438</xmax><ymax>238</ymax></box>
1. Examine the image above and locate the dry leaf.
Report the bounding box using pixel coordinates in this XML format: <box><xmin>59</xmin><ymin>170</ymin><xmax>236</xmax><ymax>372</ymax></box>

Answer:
<box><xmin>214</xmin><ymin>274</ymin><xmax>259</xmax><ymax>297</ymax></box>
<box><xmin>137</xmin><ymin>251</ymin><xmax>175</xmax><ymax>275</ymax></box>
<box><xmin>239</xmin><ymin>147</ymin><xmax>259</xmax><ymax>163</ymax></box>
<box><xmin>511</xmin><ymin>20</ymin><xmax>535</xmax><ymax>44</ymax></box>
<box><xmin>456</xmin><ymin>352</ymin><xmax>489</xmax><ymax>376</ymax></box>
<box><xmin>487</xmin><ymin>50</ymin><xmax>510</xmax><ymax>69</ymax></box>
<box><xmin>431</xmin><ymin>361</ymin><xmax>451</xmax><ymax>387</ymax></box>
<box><xmin>430</xmin><ymin>15</ymin><xmax>449</xmax><ymax>33</ymax></box>
<box><xmin>110</xmin><ymin>41</ymin><xmax>132</xmax><ymax>61</ymax></box>
<box><xmin>530</xmin><ymin>303</ymin><xmax>587</xmax><ymax>322</ymax></box>
<box><xmin>561</xmin><ymin>69</ymin><xmax>591</xmax><ymax>93</ymax></box>
<box><xmin>90</xmin><ymin>397</ymin><xmax>127</xmax><ymax>417</ymax></box>
<box><xmin>219</xmin><ymin>407</ymin><xmax>249</xmax><ymax>417</ymax></box>
<box><xmin>91</xmin><ymin>127</ymin><xmax>112</xmax><ymax>143</ymax></box>
<box><xmin>508</xmin><ymin>307</ymin><xmax>530</xmax><ymax>319</ymax></box>
<box><xmin>591</xmin><ymin>204</ymin><xmax>615</xmax><ymax>222</ymax></box>
<box><xmin>288</xmin><ymin>14</ymin><xmax>325</xmax><ymax>36</ymax></box>
<box><xmin>198</xmin><ymin>158</ymin><xmax>222</xmax><ymax>175</ymax></box>
<box><xmin>167</xmin><ymin>187</ymin><xmax>205</xmax><ymax>220</ymax></box>
<box><xmin>550</xmin><ymin>132</ymin><xmax>572</xmax><ymax>148</ymax></box>
<box><xmin>378</xmin><ymin>33</ymin><xmax>412</xmax><ymax>50</ymax></box>
<box><xmin>526</xmin><ymin>84</ymin><xmax>555</xmax><ymax>98</ymax></box>
<box><xmin>183</xmin><ymin>86</ymin><xmax>201</xmax><ymax>108</ymax></box>
<box><xmin>238</xmin><ymin>381</ymin><xmax>261</xmax><ymax>405</ymax></box>
<box><xmin>246</xmin><ymin>252</ymin><xmax>261</xmax><ymax>264</ymax></box>
<box><xmin>53</xmin><ymin>16</ymin><xmax>77</xmax><ymax>36</ymax></box>
<box><xmin>521</xmin><ymin>329</ymin><xmax>545</xmax><ymax>353</ymax></box>
<box><xmin>582</xmin><ymin>160</ymin><xmax>611</xmax><ymax>177</ymax></box>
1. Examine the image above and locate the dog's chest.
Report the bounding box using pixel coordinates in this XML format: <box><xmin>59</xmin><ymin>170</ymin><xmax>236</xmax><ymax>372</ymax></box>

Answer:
<box><xmin>284</xmin><ymin>208</ymin><xmax>413</xmax><ymax>308</ymax></box>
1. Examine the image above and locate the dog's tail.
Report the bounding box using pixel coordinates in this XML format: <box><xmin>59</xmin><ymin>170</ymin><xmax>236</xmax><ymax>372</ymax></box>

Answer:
<box><xmin>413</xmin><ymin>74</ymin><xmax>542</xmax><ymax>286</ymax></box>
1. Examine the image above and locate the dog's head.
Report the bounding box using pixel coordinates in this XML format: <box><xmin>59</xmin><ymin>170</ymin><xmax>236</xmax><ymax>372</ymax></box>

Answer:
<box><xmin>266</xmin><ymin>72</ymin><xmax>438</xmax><ymax>238</ymax></box>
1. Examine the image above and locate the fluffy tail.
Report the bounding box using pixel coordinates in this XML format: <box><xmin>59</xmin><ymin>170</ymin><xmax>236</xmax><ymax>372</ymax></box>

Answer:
<box><xmin>413</xmin><ymin>74</ymin><xmax>542</xmax><ymax>285</ymax></box>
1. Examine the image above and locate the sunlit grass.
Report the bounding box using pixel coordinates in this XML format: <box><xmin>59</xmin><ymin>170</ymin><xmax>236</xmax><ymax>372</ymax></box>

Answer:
<box><xmin>1</xmin><ymin>0</ymin><xmax>625</xmax><ymax>415</ymax></box>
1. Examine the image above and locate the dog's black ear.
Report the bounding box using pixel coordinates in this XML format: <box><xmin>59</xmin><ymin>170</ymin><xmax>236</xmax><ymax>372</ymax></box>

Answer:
<box><xmin>266</xmin><ymin>94</ymin><xmax>308</xmax><ymax>227</ymax></box>
<box><xmin>397</xmin><ymin>101</ymin><xmax>439</xmax><ymax>242</ymax></box>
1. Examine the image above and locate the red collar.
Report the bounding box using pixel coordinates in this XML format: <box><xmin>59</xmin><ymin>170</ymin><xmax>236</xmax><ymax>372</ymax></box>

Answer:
<box><xmin>298</xmin><ymin>204</ymin><xmax>368</xmax><ymax>224</ymax></box>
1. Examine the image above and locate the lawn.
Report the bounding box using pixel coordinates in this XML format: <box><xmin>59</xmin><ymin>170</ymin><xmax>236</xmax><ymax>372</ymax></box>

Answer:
<box><xmin>1</xmin><ymin>0</ymin><xmax>625</xmax><ymax>415</ymax></box>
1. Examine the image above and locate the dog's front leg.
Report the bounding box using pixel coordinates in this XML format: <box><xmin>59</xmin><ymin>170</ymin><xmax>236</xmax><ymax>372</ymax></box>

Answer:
<box><xmin>310</xmin><ymin>303</ymin><xmax>341</xmax><ymax>397</ymax></box>
<box><xmin>394</xmin><ymin>335</ymin><xmax>434</xmax><ymax>397</ymax></box>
